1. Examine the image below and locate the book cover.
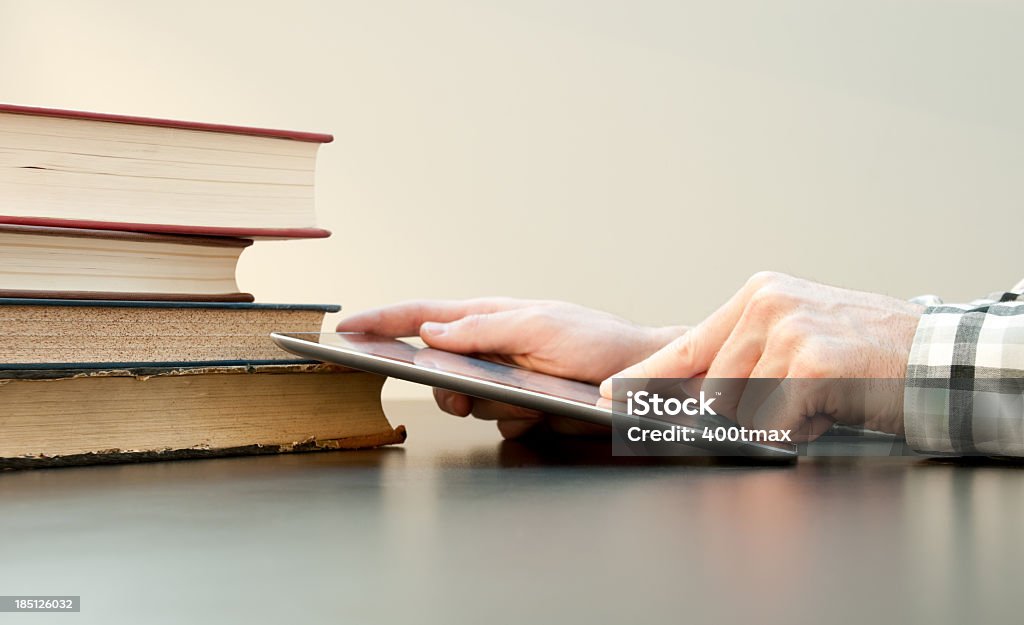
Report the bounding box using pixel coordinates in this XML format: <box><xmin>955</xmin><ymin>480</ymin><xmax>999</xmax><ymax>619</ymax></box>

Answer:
<box><xmin>0</xmin><ymin>363</ymin><xmax>406</xmax><ymax>470</ymax></box>
<box><xmin>0</xmin><ymin>103</ymin><xmax>333</xmax><ymax>238</ymax></box>
<box><xmin>0</xmin><ymin>225</ymin><xmax>257</xmax><ymax>302</ymax></box>
<box><xmin>0</xmin><ymin>299</ymin><xmax>342</xmax><ymax>366</ymax></box>
<box><xmin>0</xmin><ymin>103</ymin><xmax>334</xmax><ymax>144</ymax></box>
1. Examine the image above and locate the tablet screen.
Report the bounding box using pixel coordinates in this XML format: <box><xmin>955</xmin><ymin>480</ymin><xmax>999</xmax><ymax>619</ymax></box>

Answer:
<box><xmin>277</xmin><ymin>331</ymin><xmax>603</xmax><ymax>407</ymax></box>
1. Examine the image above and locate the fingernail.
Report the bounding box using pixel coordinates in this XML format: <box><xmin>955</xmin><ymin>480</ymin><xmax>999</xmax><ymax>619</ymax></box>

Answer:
<box><xmin>599</xmin><ymin>378</ymin><xmax>614</xmax><ymax>397</ymax></box>
<box><xmin>421</xmin><ymin>322</ymin><xmax>446</xmax><ymax>337</ymax></box>
<box><xmin>441</xmin><ymin>393</ymin><xmax>455</xmax><ymax>413</ymax></box>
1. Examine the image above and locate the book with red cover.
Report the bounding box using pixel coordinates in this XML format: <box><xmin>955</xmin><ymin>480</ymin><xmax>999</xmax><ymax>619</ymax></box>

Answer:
<box><xmin>0</xmin><ymin>104</ymin><xmax>334</xmax><ymax>143</ymax></box>
<box><xmin>0</xmin><ymin>104</ymin><xmax>334</xmax><ymax>239</ymax></box>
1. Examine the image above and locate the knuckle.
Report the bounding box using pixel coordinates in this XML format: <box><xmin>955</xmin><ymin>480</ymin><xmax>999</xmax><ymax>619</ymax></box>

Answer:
<box><xmin>520</xmin><ymin>306</ymin><xmax>556</xmax><ymax>326</ymax></box>
<box><xmin>489</xmin><ymin>296</ymin><xmax>518</xmax><ymax>307</ymax></box>
<box><xmin>789</xmin><ymin>344</ymin><xmax>828</xmax><ymax>378</ymax></box>
<box><xmin>454</xmin><ymin>313</ymin><xmax>486</xmax><ymax>333</ymax></box>
<box><xmin>747</xmin><ymin>286</ymin><xmax>780</xmax><ymax>314</ymax></box>
<box><xmin>747</xmin><ymin>284</ymin><xmax>799</xmax><ymax>317</ymax></box>
<box><xmin>772</xmin><ymin>315</ymin><xmax>809</xmax><ymax>345</ymax></box>
<box><xmin>536</xmin><ymin>299</ymin><xmax>566</xmax><ymax>308</ymax></box>
<box><xmin>746</xmin><ymin>270</ymin><xmax>788</xmax><ymax>291</ymax></box>
<box><xmin>789</xmin><ymin>362</ymin><xmax>825</xmax><ymax>379</ymax></box>
<box><xmin>396</xmin><ymin>298</ymin><xmax>431</xmax><ymax>311</ymax></box>
<box><xmin>472</xmin><ymin>296</ymin><xmax>511</xmax><ymax>309</ymax></box>
<box><xmin>669</xmin><ymin>334</ymin><xmax>695</xmax><ymax>361</ymax></box>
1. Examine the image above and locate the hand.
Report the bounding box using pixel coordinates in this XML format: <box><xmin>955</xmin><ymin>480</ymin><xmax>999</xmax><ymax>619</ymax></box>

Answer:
<box><xmin>337</xmin><ymin>298</ymin><xmax>686</xmax><ymax>439</ymax></box>
<box><xmin>601</xmin><ymin>272</ymin><xmax>924</xmax><ymax>440</ymax></box>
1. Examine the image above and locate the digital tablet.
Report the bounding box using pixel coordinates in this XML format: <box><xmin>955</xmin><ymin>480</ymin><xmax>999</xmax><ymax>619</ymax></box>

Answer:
<box><xmin>270</xmin><ymin>332</ymin><xmax>797</xmax><ymax>458</ymax></box>
<box><xmin>271</xmin><ymin>331</ymin><xmax>613</xmax><ymax>424</ymax></box>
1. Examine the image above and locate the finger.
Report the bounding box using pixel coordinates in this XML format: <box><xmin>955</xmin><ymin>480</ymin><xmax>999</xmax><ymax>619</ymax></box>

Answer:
<box><xmin>468</xmin><ymin>398</ymin><xmax>544</xmax><ymax>421</ymax></box>
<box><xmin>496</xmin><ymin>415</ymin><xmax>610</xmax><ymax>440</ymax></box>
<box><xmin>599</xmin><ymin>282</ymin><xmax>762</xmax><ymax>398</ymax></box>
<box><xmin>749</xmin><ymin>378</ymin><xmax>833</xmax><ymax>441</ymax></box>
<box><xmin>702</xmin><ymin>333</ymin><xmax>765</xmax><ymax>421</ymax></box>
<box><xmin>735</xmin><ymin>358</ymin><xmax>788</xmax><ymax>428</ymax></box>
<box><xmin>336</xmin><ymin>298</ymin><xmax>533</xmax><ymax>337</ymax></box>
<box><xmin>433</xmin><ymin>388</ymin><xmax>472</xmax><ymax>417</ymax></box>
<box><xmin>420</xmin><ymin>309</ymin><xmax>541</xmax><ymax>355</ymax></box>
<box><xmin>544</xmin><ymin>415</ymin><xmax>612</xmax><ymax>437</ymax></box>
<box><xmin>678</xmin><ymin>373</ymin><xmax>706</xmax><ymax>400</ymax></box>
<box><xmin>498</xmin><ymin>419</ymin><xmax>542</xmax><ymax>440</ymax></box>
<box><xmin>703</xmin><ymin>310</ymin><xmax>766</xmax><ymax>381</ymax></box>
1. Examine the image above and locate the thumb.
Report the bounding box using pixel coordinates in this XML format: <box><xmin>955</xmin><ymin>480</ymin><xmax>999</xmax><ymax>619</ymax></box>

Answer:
<box><xmin>599</xmin><ymin>332</ymin><xmax>705</xmax><ymax>398</ymax></box>
<box><xmin>419</xmin><ymin>310</ymin><xmax>532</xmax><ymax>355</ymax></box>
<box><xmin>599</xmin><ymin>283</ymin><xmax>754</xmax><ymax>398</ymax></box>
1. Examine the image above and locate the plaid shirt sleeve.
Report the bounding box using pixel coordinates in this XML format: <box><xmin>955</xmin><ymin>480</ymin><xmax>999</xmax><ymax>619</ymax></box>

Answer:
<box><xmin>905</xmin><ymin>282</ymin><xmax>1024</xmax><ymax>456</ymax></box>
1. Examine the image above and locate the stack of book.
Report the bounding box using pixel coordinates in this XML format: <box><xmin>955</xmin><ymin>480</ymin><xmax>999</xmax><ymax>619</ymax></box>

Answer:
<box><xmin>0</xmin><ymin>104</ymin><xmax>404</xmax><ymax>469</ymax></box>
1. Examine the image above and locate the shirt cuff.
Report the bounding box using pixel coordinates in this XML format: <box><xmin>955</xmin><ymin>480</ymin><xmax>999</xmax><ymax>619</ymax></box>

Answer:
<box><xmin>904</xmin><ymin>299</ymin><xmax>1024</xmax><ymax>456</ymax></box>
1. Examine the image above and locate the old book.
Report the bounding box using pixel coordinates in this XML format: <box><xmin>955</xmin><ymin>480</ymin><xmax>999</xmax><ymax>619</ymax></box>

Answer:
<box><xmin>0</xmin><ymin>224</ymin><xmax>254</xmax><ymax>302</ymax></box>
<box><xmin>0</xmin><ymin>299</ymin><xmax>340</xmax><ymax>366</ymax></box>
<box><xmin>0</xmin><ymin>363</ymin><xmax>405</xmax><ymax>470</ymax></box>
<box><xmin>0</xmin><ymin>103</ymin><xmax>332</xmax><ymax>238</ymax></box>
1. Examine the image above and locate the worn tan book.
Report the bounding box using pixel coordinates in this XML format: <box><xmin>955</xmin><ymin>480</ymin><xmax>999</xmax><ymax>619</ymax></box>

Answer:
<box><xmin>0</xmin><ymin>363</ymin><xmax>406</xmax><ymax>470</ymax></box>
<box><xmin>0</xmin><ymin>299</ymin><xmax>339</xmax><ymax>365</ymax></box>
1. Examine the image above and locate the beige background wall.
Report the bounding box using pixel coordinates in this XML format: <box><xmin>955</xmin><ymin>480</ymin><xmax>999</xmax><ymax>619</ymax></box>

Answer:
<box><xmin>2</xmin><ymin>0</ymin><xmax>1021</xmax><ymax>400</ymax></box>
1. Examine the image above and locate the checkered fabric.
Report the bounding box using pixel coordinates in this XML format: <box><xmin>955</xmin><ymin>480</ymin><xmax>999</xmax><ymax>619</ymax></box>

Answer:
<box><xmin>905</xmin><ymin>281</ymin><xmax>1024</xmax><ymax>456</ymax></box>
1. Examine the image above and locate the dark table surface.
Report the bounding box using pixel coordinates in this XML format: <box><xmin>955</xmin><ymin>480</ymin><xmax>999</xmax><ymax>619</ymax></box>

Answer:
<box><xmin>2</xmin><ymin>400</ymin><xmax>1022</xmax><ymax>625</ymax></box>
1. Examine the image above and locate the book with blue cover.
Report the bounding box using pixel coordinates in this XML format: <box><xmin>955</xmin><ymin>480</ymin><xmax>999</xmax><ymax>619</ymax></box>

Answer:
<box><xmin>0</xmin><ymin>363</ymin><xmax>405</xmax><ymax>469</ymax></box>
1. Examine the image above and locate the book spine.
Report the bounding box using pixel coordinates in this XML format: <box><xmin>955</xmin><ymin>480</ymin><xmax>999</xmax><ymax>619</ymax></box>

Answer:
<box><xmin>0</xmin><ymin>290</ymin><xmax>256</xmax><ymax>303</ymax></box>
<box><xmin>0</xmin><ymin>217</ymin><xmax>331</xmax><ymax>240</ymax></box>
